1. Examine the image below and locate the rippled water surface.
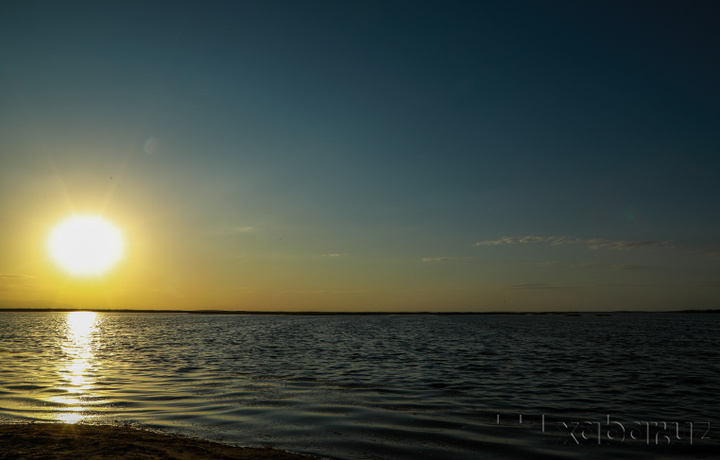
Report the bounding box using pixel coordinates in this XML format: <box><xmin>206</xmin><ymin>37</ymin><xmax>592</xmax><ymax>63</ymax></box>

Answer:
<box><xmin>1</xmin><ymin>311</ymin><xmax>719</xmax><ymax>459</ymax></box>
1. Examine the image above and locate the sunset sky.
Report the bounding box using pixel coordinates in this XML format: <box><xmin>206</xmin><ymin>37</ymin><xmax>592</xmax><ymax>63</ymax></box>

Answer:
<box><xmin>1</xmin><ymin>1</ymin><xmax>719</xmax><ymax>311</ymax></box>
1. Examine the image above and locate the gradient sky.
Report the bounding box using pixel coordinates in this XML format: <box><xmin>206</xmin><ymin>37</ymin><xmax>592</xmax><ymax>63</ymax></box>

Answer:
<box><xmin>1</xmin><ymin>1</ymin><xmax>719</xmax><ymax>311</ymax></box>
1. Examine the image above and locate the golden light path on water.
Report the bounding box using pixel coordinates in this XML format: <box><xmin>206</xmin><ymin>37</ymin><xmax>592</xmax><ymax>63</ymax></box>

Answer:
<box><xmin>53</xmin><ymin>311</ymin><xmax>99</xmax><ymax>423</ymax></box>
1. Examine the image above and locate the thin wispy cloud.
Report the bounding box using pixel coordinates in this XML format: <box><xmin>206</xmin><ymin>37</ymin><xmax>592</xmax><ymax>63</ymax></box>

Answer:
<box><xmin>475</xmin><ymin>236</ymin><xmax>674</xmax><ymax>251</ymax></box>
<box><xmin>0</xmin><ymin>274</ymin><xmax>42</xmax><ymax>293</ymax></box>
<box><xmin>421</xmin><ymin>256</ymin><xmax>477</xmax><ymax>263</ymax></box>
<box><xmin>534</xmin><ymin>262</ymin><xmax>641</xmax><ymax>270</ymax></box>
<box><xmin>0</xmin><ymin>274</ymin><xmax>35</xmax><ymax>279</ymax></box>
<box><xmin>322</xmin><ymin>253</ymin><xmax>346</xmax><ymax>257</ymax></box>
<box><xmin>422</xmin><ymin>257</ymin><xmax>460</xmax><ymax>262</ymax></box>
<box><xmin>597</xmin><ymin>283</ymin><xmax>656</xmax><ymax>288</ymax></box>
<box><xmin>534</xmin><ymin>261</ymin><xmax>601</xmax><ymax>269</ymax></box>
<box><xmin>508</xmin><ymin>283</ymin><xmax>579</xmax><ymax>290</ymax></box>
<box><xmin>535</xmin><ymin>261</ymin><xmax>562</xmax><ymax>267</ymax></box>
<box><xmin>691</xmin><ymin>281</ymin><xmax>720</xmax><ymax>287</ymax></box>
<box><xmin>572</xmin><ymin>262</ymin><xmax>601</xmax><ymax>269</ymax></box>
<box><xmin>230</xmin><ymin>226</ymin><xmax>254</xmax><ymax>233</ymax></box>
<box><xmin>611</xmin><ymin>264</ymin><xmax>645</xmax><ymax>270</ymax></box>
<box><xmin>207</xmin><ymin>226</ymin><xmax>255</xmax><ymax>236</ymax></box>
<box><xmin>279</xmin><ymin>289</ymin><xmax>366</xmax><ymax>295</ymax></box>
<box><xmin>509</xmin><ymin>282</ymin><xmax>658</xmax><ymax>289</ymax></box>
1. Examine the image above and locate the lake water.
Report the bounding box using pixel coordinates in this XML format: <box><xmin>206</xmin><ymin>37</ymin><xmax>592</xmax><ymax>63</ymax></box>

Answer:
<box><xmin>1</xmin><ymin>311</ymin><xmax>718</xmax><ymax>459</ymax></box>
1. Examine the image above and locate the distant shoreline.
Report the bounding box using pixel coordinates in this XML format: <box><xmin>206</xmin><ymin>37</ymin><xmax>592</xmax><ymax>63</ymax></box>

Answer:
<box><xmin>0</xmin><ymin>307</ymin><xmax>718</xmax><ymax>315</ymax></box>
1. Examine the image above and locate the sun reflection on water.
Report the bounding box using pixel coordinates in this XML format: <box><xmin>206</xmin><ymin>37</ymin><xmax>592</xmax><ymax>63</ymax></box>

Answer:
<box><xmin>53</xmin><ymin>311</ymin><xmax>100</xmax><ymax>423</ymax></box>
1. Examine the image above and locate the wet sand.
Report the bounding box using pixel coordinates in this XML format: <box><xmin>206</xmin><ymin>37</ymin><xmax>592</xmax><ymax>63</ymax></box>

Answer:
<box><xmin>0</xmin><ymin>423</ymin><xmax>318</xmax><ymax>460</ymax></box>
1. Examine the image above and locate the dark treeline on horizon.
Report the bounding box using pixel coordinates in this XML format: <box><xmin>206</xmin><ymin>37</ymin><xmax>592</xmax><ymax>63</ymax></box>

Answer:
<box><xmin>1</xmin><ymin>308</ymin><xmax>718</xmax><ymax>315</ymax></box>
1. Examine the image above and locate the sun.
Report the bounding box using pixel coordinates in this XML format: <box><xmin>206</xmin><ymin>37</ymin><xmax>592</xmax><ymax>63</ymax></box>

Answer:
<box><xmin>48</xmin><ymin>216</ymin><xmax>125</xmax><ymax>276</ymax></box>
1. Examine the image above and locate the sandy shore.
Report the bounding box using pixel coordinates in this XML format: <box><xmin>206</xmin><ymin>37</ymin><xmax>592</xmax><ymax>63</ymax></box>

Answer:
<box><xmin>0</xmin><ymin>423</ymin><xmax>319</xmax><ymax>460</ymax></box>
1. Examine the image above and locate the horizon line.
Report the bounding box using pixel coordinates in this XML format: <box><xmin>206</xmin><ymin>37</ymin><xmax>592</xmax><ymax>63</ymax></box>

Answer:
<box><xmin>1</xmin><ymin>307</ymin><xmax>718</xmax><ymax>315</ymax></box>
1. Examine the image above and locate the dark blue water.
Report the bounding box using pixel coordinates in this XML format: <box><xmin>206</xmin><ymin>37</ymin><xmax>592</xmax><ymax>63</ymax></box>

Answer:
<box><xmin>1</xmin><ymin>311</ymin><xmax>718</xmax><ymax>459</ymax></box>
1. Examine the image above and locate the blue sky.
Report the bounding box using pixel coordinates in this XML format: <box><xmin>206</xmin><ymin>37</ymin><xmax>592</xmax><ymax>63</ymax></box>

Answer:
<box><xmin>1</xmin><ymin>1</ymin><xmax>719</xmax><ymax>311</ymax></box>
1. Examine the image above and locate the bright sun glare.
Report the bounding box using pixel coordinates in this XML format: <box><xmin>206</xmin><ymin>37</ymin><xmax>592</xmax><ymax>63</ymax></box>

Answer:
<box><xmin>48</xmin><ymin>216</ymin><xmax>124</xmax><ymax>276</ymax></box>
